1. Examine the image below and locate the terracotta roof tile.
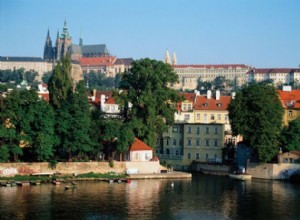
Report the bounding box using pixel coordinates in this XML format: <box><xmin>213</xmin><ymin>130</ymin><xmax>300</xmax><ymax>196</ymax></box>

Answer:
<box><xmin>194</xmin><ymin>96</ymin><xmax>231</xmax><ymax>111</ymax></box>
<box><xmin>129</xmin><ymin>138</ymin><xmax>153</xmax><ymax>151</ymax></box>
<box><xmin>79</xmin><ymin>56</ymin><xmax>116</xmax><ymax>67</ymax></box>
<box><xmin>278</xmin><ymin>90</ymin><xmax>300</xmax><ymax>109</ymax></box>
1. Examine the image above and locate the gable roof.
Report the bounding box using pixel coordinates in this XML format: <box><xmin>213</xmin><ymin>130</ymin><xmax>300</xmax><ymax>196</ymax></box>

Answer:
<box><xmin>173</xmin><ymin>64</ymin><xmax>249</xmax><ymax>69</ymax></box>
<box><xmin>194</xmin><ymin>95</ymin><xmax>231</xmax><ymax>111</ymax></box>
<box><xmin>81</xmin><ymin>44</ymin><xmax>109</xmax><ymax>55</ymax></box>
<box><xmin>129</xmin><ymin>138</ymin><xmax>153</xmax><ymax>151</ymax></box>
<box><xmin>247</xmin><ymin>68</ymin><xmax>300</xmax><ymax>75</ymax></box>
<box><xmin>277</xmin><ymin>90</ymin><xmax>300</xmax><ymax>109</ymax></box>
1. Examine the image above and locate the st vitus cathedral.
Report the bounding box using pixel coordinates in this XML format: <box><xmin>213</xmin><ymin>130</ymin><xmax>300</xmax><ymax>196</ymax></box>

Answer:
<box><xmin>43</xmin><ymin>20</ymin><xmax>110</xmax><ymax>61</ymax></box>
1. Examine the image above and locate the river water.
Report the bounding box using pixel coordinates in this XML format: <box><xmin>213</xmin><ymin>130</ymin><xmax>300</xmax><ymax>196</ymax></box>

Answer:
<box><xmin>0</xmin><ymin>173</ymin><xmax>300</xmax><ymax>220</ymax></box>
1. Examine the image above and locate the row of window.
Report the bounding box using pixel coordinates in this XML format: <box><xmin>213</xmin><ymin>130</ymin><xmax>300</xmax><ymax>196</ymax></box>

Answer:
<box><xmin>187</xmin><ymin>139</ymin><xmax>219</xmax><ymax>147</ymax></box>
<box><xmin>182</xmin><ymin>114</ymin><xmax>229</xmax><ymax>122</ymax></box>
<box><xmin>187</xmin><ymin>153</ymin><xmax>219</xmax><ymax>161</ymax></box>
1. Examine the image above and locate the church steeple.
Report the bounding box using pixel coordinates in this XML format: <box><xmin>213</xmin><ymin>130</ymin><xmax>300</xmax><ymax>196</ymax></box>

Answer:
<box><xmin>172</xmin><ymin>51</ymin><xmax>177</xmax><ymax>65</ymax></box>
<box><xmin>79</xmin><ymin>31</ymin><xmax>83</xmax><ymax>46</ymax></box>
<box><xmin>61</xmin><ymin>19</ymin><xmax>71</xmax><ymax>39</ymax></box>
<box><xmin>165</xmin><ymin>50</ymin><xmax>171</xmax><ymax>64</ymax></box>
<box><xmin>43</xmin><ymin>29</ymin><xmax>53</xmax><ymax>60</ymax></box>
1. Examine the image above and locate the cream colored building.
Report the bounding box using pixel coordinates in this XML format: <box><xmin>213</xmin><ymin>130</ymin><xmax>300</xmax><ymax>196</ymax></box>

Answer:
<box><xmin>246</xmin><ymin>68</ymin><xmax>300</xmax><ymax>87</ymax></box>
<box><xmin>0</xmin><ymin>56</ymin><xmax>83</xmax><ymax>83</ymax></box>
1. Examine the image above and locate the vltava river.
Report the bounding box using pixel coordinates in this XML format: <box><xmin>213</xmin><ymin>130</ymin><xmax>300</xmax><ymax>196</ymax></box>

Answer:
<box><xmin>0</xmin><ymin>173</ymin><xmax>300</xmax><ymax>220</ymax></box>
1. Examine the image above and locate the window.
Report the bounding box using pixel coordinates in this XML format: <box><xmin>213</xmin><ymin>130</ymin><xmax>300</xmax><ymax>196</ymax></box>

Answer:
<box><xmin>166</xmin><ymin>139</ymin><xmax>169</xmax><ymax>146</ymax></box>
<box><xmin>135</xmin><ymin>153</ymin><xmax>139</xmax><ymax>160</ymax></box>
<box><xmin>196</xmin><ymin>127</ymin><xmax>200</xmax><ymax>134</ymax></box>
<box><xmin>214</xmin><ymin>127</ymin><xmax>218</xmax><ymax>134</ymax></box>
<box><xmin>225</xmin><ymin>114</ymin><xmax>229</xmax><ymax>122</ymax></box>
<box><xmin>217</xmin><ymin>114</ymin><xmax>221</xmax><ymax>120</ymax></box>
<box><xmin>205</xmin><ymin>140</ymin><xmax>210</xmax><ymax>147</ymax></box>
<box><xmin>214</xmin><ymin>140</ymin><xmax>218</xmax><ymax>147</ymax></box>
<box><xmin>179</xmin><ymin>139</ymin><xmax>183</xmax><ymax>146</ymax></box>
<box><xmin>206</xmin><ymin>127</ymin><xmax>209</xmax><ymax>134</ymax></box>
<box><xmin>288</xmin><ymin>111</ymin><xmax>293</xmax><ymax>117</ymax></box>
<box><xmin>187</xmin><ymin>139</ymin><xmax>192</xmax><ymax>146</ymax></box>
<box><xmin>184</xmin><ymin>114</ymin><xmax>190</xmax><ymax>121</ymax></box>
<box><xmin>196</xmin><ymin>139</ymin><xmax>200</xmax><ymax>146</ymax></box>
<box><xmin>145</xmin><ymin>153</ymin><xmax>149</xmax><ymax>160</ymax></box>
<box><xmin>173</xmin><ymin>139</ymin><xmax>177</xmax><ymax>146</ymax></box>
<box><xmin>166</xmin><ymin>149</ymin><xmax>170</xmax><ymax>154</ymax></box>
<box><xmin>188</xmin><ymin>153</ymin><xmax>191</xmax><ymax>160</ymax></box>
<box><xmin>188</xmin><ymin>127</ymin><xmax>192</xmax><ymax>133</ymax></box>
<box><xmin>211</xmin><ymin>114</ymin><xmax>215</xmax><ymax>120</ymax></box>
<box><xmin>197</xmin><ymin>113</ymin><xmax>200</xmax><ymax>120</ymax></box>
<box><xmin>172</xmin><ymin>126</ymin><xmax>178</xmax><ymax>133</ymax></box>
<box><xmin>176</xmin><ymin>150</ymin><xmax>179</xmax><ymax>156</ymax></box>
<box><xmin>196</xmin><ymin>153</ymin><xmax>200</xmax><ymax>160</ymax></box>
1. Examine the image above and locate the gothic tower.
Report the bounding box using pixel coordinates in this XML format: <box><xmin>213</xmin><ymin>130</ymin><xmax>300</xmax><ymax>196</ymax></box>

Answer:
<box><xmin>172</xmin><ymin>51</ymin><xmax>177</xmax><ymax>65</ymax></box>
<box><xmin>55</xmin><ymin>20</ymin><xmax>72</xmax><ymax>60</ymax></box>
<box><xmin>43</xmin><ymin>29</ymin><xmax>53</xmax><ymax>60</ymax></box>
<box><xmin>165</xmin><ymin>50</ymin><xmax>171</xmax><ymax>64</ymax></box>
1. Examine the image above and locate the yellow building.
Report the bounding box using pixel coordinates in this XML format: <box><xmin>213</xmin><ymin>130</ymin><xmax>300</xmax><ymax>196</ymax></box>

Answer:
<box><xmin>277</xmin><ymin>88</ymin><xmax>300</xmax><ymax>125</ymax></box>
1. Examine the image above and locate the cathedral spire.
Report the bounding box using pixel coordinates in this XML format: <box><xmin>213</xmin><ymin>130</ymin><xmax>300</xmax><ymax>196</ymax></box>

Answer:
<box><xmin>165</xmin><ymin>50</ymin><xmax>170</xmax><ymax>64</ymax></box>
<box><xmin>172</xmin><ymin>51</ymin><xmax>177</xmax><ymax>65</ymax></box>
<box><xmin>43</xmin><ymin>29</ymin><xmax>53</xmax><ymax>60</ymax></box>
<box><xmin>79</xmin><ymin>30</ymin><xmax>83</xmax><ymax>46</ymax></box>
<box><xmin>61</xmin><ymin>19</ymin><xmax>70</xmax><ymax>38</ymax></box>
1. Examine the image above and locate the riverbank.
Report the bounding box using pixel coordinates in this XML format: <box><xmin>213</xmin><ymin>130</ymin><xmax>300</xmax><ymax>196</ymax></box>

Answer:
<box><xmin>128</xmin><ymin>171</ymin><xmax>192</xmax><ymax>179</ymax></box>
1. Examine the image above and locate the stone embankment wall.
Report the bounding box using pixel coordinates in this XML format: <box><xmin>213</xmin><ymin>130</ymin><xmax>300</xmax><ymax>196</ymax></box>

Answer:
<box><xmin>247</xmin><ymin>162</ymin><xmax>300</xmax><ymax>179</ymax></box>
<box><xmin>0</xmin><ymin>161</ymin><xmax>161</xmax><ymax>177</ymax></box>
<box><xmin>192</xmin><ymin>163</ymin><xmax>231</xmax><ymax>174</ymax></box>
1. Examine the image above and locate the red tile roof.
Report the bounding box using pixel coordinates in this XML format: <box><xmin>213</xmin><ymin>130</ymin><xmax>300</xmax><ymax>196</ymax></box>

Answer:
<box><xmin>105</xmin><ymin>97</ymin><xmax>116</xmax><ymax>104</ymax></box>
<box><xmin>173</xmin><ymin>64</ymin><xmax>249</xmax><ymax>69</ymax></box>
<box><xmin>277</xmin><ymin>90</ymin><xmax>300</xmax><ymax>109</ymax></box>
<box><xmin>129</xmin><ymin>138</ymin><xmax>153</xmax><ymax>151</ymax></box>
<box><xmin>79</xmin><ymin>56</ymin><xmax>117</xmax><ymax>67</ymax></box>
<box><xmin>194</xmin><ymin>95</ymin><xmax>231</xmax><ymax>111</ymax></box>
<box><xmin>177</xmin><ymin>93</ymin><xmax>196</xmax><ymax>110</ymax></box>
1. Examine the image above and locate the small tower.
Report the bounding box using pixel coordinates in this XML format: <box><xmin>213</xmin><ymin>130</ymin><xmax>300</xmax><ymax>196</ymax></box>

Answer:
<box><xmin>43</xmin><ymin>29</ymin><xmax>53</xmax><ymax>60</ymax></box>
<box><xmin>79</xmin><ymin>31</ymin><xmax>83</xmax><ymax>46</ymax></box>
<box><xmin>165</xmin><ymin>50</ymin><xmax>171</xmax><ymax>64</ymax></box>
<box><xmin>172</xmin><ymin>51</ymin><xmax>177</xmax><ymax>65</ymax></box>
<box><xmin>55</xmin><ymin>30</ymin><xmax>61</xmax><ymax>60</ymax></box>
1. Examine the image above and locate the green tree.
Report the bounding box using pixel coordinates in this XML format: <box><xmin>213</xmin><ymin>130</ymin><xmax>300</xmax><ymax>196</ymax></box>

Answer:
<box><xmin>42</xmin><ymin>71</ymin><xmax>53</xmax><ymax>84</ymax></box>
<box><xmin>213</xmin><ymin>76</ymin><xmax>227</xmax><ymax>91</ymax></box>
<box><xmin>0</xmin><ymin>89</ymin><xmax>55</xmax><ymax>162</ymax></box>
<box><xmin>228</xmin><ymin>83</ymin><xmax>284</xmax><ymax>162</ymax></box>
<box><xmin>48</xmin><ymin>56</ymin><xmax>73</xmax><ymax>109</ymax></box>
<box><xmin>280</xmin><ymin>118</ymin><xmax>300</xmax><ymax>152</ymax></box>
<box><xmin>117</xmin><ymin>58</ymin><xmax>182</xmax><ymax>147</ymax></box>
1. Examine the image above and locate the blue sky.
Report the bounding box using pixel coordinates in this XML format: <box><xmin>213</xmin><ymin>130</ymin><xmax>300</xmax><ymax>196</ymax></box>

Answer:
<box><xmin>0</xmin><ymin>0</ymin><xmax>300</xmax><ymax>67</ymax></box>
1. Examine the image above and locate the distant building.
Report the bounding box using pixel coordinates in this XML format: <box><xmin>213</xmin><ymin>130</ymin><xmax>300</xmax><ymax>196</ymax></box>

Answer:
<box><xmin>246</xmin><ymin>68</ymin><xmax>300</xmax><ymax>87</ymax></box>
<box><xmin>44</xmin><ymin>20</ymin><xmax>109</xmax><ymax>61</ymax></box>
<box><xmin>164</xmin><ymin>52</ymin><xmax>250</xmax><ymax>91</ymax></box>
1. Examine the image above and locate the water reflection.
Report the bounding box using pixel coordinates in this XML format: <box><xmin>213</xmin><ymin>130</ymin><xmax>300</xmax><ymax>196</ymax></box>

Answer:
<box><xmin>0</xmin><ymin>174</ymin><xmax>300</xmax><ymax>219</ymax></box>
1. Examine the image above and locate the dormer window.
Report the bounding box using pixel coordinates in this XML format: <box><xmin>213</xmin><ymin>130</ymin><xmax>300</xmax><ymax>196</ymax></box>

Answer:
<box><xmin>217</xmin><ymin>103</ymin><xmax>222</xmax><ymax>107</ymax></box>
<box><xmin>204</xmin><ymin>103</ymin><xmax>208</xmax><ymax>107</ymax></box>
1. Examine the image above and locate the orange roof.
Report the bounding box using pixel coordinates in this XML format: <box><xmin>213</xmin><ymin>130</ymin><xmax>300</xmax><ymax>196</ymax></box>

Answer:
<box><xmin>105</xmin><ymin>97</ymin><xmax>116</xmax><ymax>104</ymax></box>
<box><xmin>129</xmin><ymin>138</ymin><xmax>153</xmax><ymax>151</ymax></box>
<box><xmin>194</xmin><ymin>95</ymin><xmax>231</xmax><ymax>111</ymax></box>
<box><xmin>277</xmin><ymin>90</ymin><xmax>300</xmax><ymax>109</ymax></box>
<box><xmin>38</xmin><ymin>93</ymin><xmax>49</xmax><ymax>102</ymax></box>
<box><xmin>79</xmin><ymin>56</ymin><xmax>116</xmax><ymax>67</ymax></box>
<box><xmin>177</xmin><ymin>93</ymin><xmax>196</xmax><ymax>110</ymax></box>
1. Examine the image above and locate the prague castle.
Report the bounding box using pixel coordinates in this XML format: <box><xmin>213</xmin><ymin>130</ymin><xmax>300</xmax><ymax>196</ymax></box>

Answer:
<box><xmin>43</xmin><ymin>20</ymin><xmax>110</xmax><ymax>61</ymax></box>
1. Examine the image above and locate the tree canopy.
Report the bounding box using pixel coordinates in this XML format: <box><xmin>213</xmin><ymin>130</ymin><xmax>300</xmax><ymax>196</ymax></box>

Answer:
<box><xmin>116</xmin><ymin>58</ymin><xmax>182</xmax><ymax>147</ymax></box>
<box><xmin>228</xmin><ymin>83</ymin><xmax>284</xmax><ymax>162</ymax></box>
<box><xmin>280</xmin><ymin>118</ymin><xmax>300</xmax><ymax>152</ymax></box>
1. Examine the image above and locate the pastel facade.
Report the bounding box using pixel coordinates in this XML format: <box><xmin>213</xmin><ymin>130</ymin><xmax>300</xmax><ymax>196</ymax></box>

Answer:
<box><xmin>171</xmin><ymin>64</ymin><xmax>249</xmax><ymax>90</ymax></box>
<box><xmin>277</xmin><ymin>88</ymin><xmax>300</xmax><ymax>125</ymax></box>
<box><xmin>247</xmin><ymin>68</ymin><xmax>300</xmax><ymax>87</ymax></box>
<box><xmin>126</xmin><ymin>138</ymin><xmax>153</xmax><ymax>162</ymax></box>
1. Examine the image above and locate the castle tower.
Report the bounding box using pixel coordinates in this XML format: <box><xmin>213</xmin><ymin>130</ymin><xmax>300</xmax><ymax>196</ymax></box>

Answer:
<box><xmin>172</xmin><ymin>51</ymin><xmax>177</xmax><ymax>65</ymax></box>
<box><xmin>43</xmin><ymin>29</ymin><xmax>53</xmax><ymax>60</ymax></box>
<box><xmin>55</xmin><ymin>20</ymin><xmax>72</xmax><ymax>60</ymax></box>
<box><xmin>165</xmin><ymin>50</ymin><xmax>170</xmax><ymax>64</ymax></box>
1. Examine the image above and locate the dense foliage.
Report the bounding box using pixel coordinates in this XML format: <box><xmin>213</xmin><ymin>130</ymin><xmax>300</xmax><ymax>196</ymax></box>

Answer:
<box><xmin>228</xmin><ymin>83</ymin><xmax>284</xmax><ymax>162</ymax></box>
<box><xmin>280</xmin><ymin>118</ymin><xmax>300</xmax><ymax>152</ymax></box>
<box><xmin>116</xmin><ymin>58</ymin><xmax>182</xmax><ymax>147</ymax></box>
<box><xmin>83</xmin><ymin>72</ymin><xmax>121</xmax><ymax>90</ymax></box>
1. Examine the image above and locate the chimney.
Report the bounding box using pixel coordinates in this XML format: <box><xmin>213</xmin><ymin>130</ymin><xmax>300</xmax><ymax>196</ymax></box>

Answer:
<box><xmin>194</xmin><ymin>89</ymin><xmax>200</xmax><ymax>96</ymax></box>
<box><xmin>216</xmin><ymin>90</ymin><xmax>220</xmax><ymax>100</ymax></box>
<box><xmin>207</xmin><ymin>90</ymin><xmax>212</xmax><ymax>99</ymax></box>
